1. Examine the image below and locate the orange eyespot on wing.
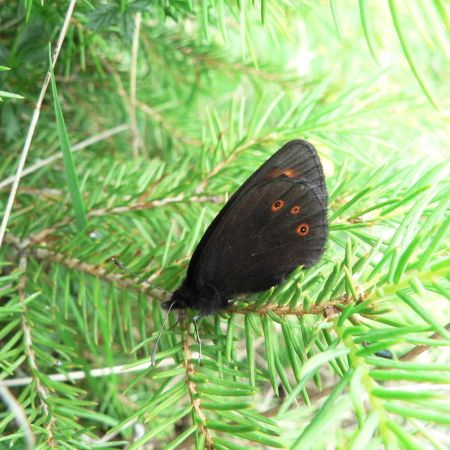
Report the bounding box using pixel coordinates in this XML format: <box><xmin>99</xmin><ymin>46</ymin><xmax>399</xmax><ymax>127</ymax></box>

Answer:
<box><xmin>268</xmin><ymin>167</ymin><xmax>299</xmax><ymax>179</ymax></box>
<box><xmin>290</xmin><ymin>205</ymin><xmax>301</xmax><ymax>215</ymax></box>
<box><xmin>296</xmin><ymin>223</ymin><xmax>310</xmax><ymax>237</ymax></box>
<box><xmin>271</xmin><ymin>200</ymin><xmax>285</xmax><ymax>212</ymax></box>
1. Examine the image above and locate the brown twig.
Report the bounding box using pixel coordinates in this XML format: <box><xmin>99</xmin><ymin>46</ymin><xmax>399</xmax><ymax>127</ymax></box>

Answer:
<box><xmin>88</xmin><ymin>194</ymin><xmax>224</xmax><ymax>217</ymax></box>
<box><xmin>196</xmin><ymin>133</ymin><xmax>281</xmax><ymax>193</ymax></box>
<box><xmin>182</xmin><ymin>324</ymin><xmax>214</xmax><ymax>449</ymax></box>
<box><xmin>137</xmin><ymin>101</ymin><xmax>202</xmax><ymax>147</ymax></box>
<box><xmin>228</xmin><ymin>297</ymin><xmax>354</xmax><ymax>316</ymax></box>
<box><xmin>5</xmin><ymin>233</ymin><xmax>165</xmax><ymax>296</ymax></box>
<box><xmin>33</xmin><ymin>246</ymin><xmax>166</xmax><ymax>299</ymax></box>
<box><xmin>400</xmin><ymin>324</ymin><xmax>450</xmax><ymax>361</ymax></box>
<box><xmin>28</xmin><ymin>194</ymin><xmax>225</xmax><ymax>244</ymax></box>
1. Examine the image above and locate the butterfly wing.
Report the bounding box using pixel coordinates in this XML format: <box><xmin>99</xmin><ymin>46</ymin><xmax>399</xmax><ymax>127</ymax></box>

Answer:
<box><xmin>186</xmin><ymin>140</ymin><xmax>328</xmax><ymax>297</ymax></box>
<box><xmin>192</xmin><ymin>177</ymin><xmax>327</xmax><ymax>297</ymax></box>
<box><xmin>187</xmin><ymin>140</ymin><xmax>326</xmax><ymax>280</ymax></box>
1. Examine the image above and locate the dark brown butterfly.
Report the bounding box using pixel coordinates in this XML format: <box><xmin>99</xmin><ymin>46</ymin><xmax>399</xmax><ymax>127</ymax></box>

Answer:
<box><xmin>164</xmin><ymin>140</ymin><xmax>328</xmax><ymax>316</ymax></box>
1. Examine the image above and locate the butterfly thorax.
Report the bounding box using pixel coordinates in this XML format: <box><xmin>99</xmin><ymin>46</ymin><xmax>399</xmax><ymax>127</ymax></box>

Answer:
<box><xmin>167</xmin><ymin>280</ymin><xmax>229</xmax><ymax>315</ymax></box>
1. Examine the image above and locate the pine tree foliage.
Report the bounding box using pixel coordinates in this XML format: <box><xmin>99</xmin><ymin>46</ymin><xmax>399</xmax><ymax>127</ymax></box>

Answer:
<box><xmin>0</xmin><ymin>1</ymin><xmax>449</xmax><ymax>449</ymax></box>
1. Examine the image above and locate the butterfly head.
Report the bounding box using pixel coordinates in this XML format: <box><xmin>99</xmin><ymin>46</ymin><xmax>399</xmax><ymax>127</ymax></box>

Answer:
<box><xmin>163</xmin><ymin>281</ymin><xmax>229</xmax><ymax>315</ymax></box>
<box><xmin>162</xmin><ymin>284</ymin><xmax>193</xmax><ymax>310</ymax></box>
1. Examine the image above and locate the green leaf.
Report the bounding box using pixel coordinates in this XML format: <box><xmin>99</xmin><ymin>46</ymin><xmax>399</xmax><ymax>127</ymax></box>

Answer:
<box><xmin>358</xmin><ymin>0</ymin><xmax>378</xmax><ymax>62</ymax></box>
<box><xmin>163</xmin><ymin>425</ymin><xmax>197</xmax><ymax>450</ymax></box>
<box><xmin>261</xmin><ymin>315</ymin><xmax>278</xmax><ymax>395</ymax></box>
<box><xmin>128</xmin><ymin>405</ymin><xmax>192</xmax><ymax>450</ymax></box>
<box><xmin>397</xmin><ymin>291</ymin><xmax>450</xmax><ymax>339</ymax></box>
<box><xmin>329</xmin><ymin>0</ymin><xmax>343</xmax><ymax>40</ymax></box>
<box><xmin>370</xmin><ymin>370</ymin><xmax>450</xmax><ymax>384</ymax></box>
<box><xmin>388</xmin><ymin>0</ymin><xmax>439</xmax><ymax>108</ymax></box>
<box><xmin>0</xmin><ymin>90</ymin><xmax>25</xmax><ymax>100</ymax></box>
<box><xmin>385</xmin><ymin>402</ymin><xmax>450</xmax><ymax>426</ymax></box>
<box><xmin>49</xmin><ymin>49</ymin><xmax>87</xmax><ymax>230</ymax></box>
<box><xmin>280</xmin><ymin>347</ymin><xmax>350</xmax><ymax>413</ymax></box>
<box><xmin>290</xmin><ymin>371</ymin><xmax>353</xmax><ymax>449</ymax></box>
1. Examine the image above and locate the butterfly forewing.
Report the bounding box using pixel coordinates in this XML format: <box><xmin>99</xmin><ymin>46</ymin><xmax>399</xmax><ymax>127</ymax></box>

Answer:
<box><xmin>187</xmin><ymin>140</ymin><xmax>327</xmax><ymax>280</ymax></box>
<box><xmin>171</xmin><ymin>139</ymin><xmax>328</xmax><ymax>314</ymax></box>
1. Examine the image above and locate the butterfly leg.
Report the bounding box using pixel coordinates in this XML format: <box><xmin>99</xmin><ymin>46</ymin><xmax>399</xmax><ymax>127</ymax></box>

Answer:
<box><xmin>151</xmin><ymin>300</ymin><xmax>175</xmax><ymax>366</ymax></box>
<box><xmin>192</xmin><ymin>314</ymin><xmax>203</xmax><ymax>366</ymax></box>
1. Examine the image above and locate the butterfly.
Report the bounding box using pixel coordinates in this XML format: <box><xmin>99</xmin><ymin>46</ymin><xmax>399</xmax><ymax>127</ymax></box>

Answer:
<box><xmin>164</xmin><ymin>140</ymin><xmax>328</xmax><ymax>316</ymax></box>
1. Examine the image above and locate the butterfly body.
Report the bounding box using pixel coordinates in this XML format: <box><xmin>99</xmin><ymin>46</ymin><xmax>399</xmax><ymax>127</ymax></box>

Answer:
<box><xmin>166</xmin><ymin>140</ymin><xmax>328</xmax><ymax>315</ymax></box>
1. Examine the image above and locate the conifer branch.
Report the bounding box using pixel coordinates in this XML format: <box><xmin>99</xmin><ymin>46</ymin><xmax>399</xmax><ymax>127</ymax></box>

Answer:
<box><xmin>28</xmin><ymin>194</ymin><xmax>225</xmax><ymax>243</ymax></box>
<box><xmin>228</xmin><ymin>297</ymin><xmax>355</xmax><ymax>316</ymax></box>
<box><xmin>137</xmin><ymin>100</ymin><xmax>202</xmax><ymax>146</ymax></box>
<box><xmin>18</xmin><ymin>254</ymin><xmax>57</xmax><ymax>448</ymax></box>
<box><xmin>144</xmin><ymin>29</ymin><xmax>304</xmax><ymax>91</ymax></box>
<box><xmin>0</xmin><ymin>124</ymin><xmax>128</xmax><ymax>190</ymax></box>
<box><xmin>7</xmin><ymin>233</ymin><xmax>357</xmax><ymax>318</ymax></box>
<box><xmin>100</xmin><ymin>54</ymin><xmax>199</xmax><ymax>148</ymax></box>
<box><xmin>11</xmin><ymin>238</ymin><xmax>167</xmax><ymax>299</ymax></box>
<box><xmin>88</xmin><ymin>194</ymin><xmax>225</xmax><ymax>217</ymax></box>
<box><xmin>197</xmin><ymin>133</ymin><xmax>280</xmax><ymax>192</ymax></box>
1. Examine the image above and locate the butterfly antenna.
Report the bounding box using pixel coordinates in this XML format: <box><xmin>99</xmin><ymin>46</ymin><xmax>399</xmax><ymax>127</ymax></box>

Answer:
<box><xmin>111</xmin><ymin>257</ymin><xmax>169</xmax><ymax>293</ymax></box>
<box><xmin>151</xmin><ymin>300</ymin><xmax>175</xmax><ymax>366</ymax></box>
<box><xmin>193</xmin><ymin>315</ymin><xmax>203</xmax><ymax>365</ymax></box>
